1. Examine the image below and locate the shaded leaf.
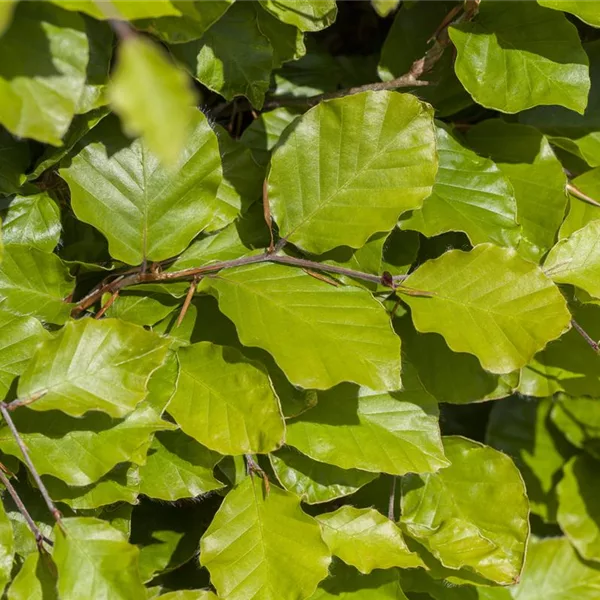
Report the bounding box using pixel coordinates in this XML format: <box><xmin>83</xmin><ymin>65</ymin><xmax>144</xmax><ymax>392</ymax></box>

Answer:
<box><xmin>203</xmin><ymin>262</ymin><xmax>402</xmax><ymax>390</ymax></box>
<box><xmin>551</xmin><ymin>394</ymin><xmax>600</xmax><ymax>459</ymax></box>
<box><xmin>403</xmin><ymin>244</ymin><xmax>571</xmax><ymax>374</ymax></box>
<box><xmin>109</xmin><ymin>35</ymin><xmax>197</xmax><ymax>166</ymax></box>
<box><xmin>0</xmin><ymin>244</ymin><xmax>73</xmax><ymax>324</ymax></box>
<box><xmin>18</xmin><ymin>318</ymin><xmax>168</xmax><ymax>418</ymax></box>
<box><xmin>285</xmin><ymin>362</ymin><xmax>448</xmax><ymax>475</ymax></box>
<box><xmin>168</xmin><ymin>341</ymin><xmax>285</xmax><ymax>454</ymax></box>
<box><xmin>466</xmin><ymin>119</ymin><xmax>568</xmax><ymax>262</ymax></box>
<box><xmin>60</xmin><ymin>113</ymin><xmax>224</xmax><ymax>265</ymax></box>
<box><xmin>0</xmin><ymin>129</ymin><xmax>29</xmax><ymax>195</ymax></box>
<box><xmin>449</xmin><ymin>2</ymin><xmax>590</xmax><ymax>114</ymax></box>
<box><xmin>54</xmin><ymin>517</ymin><xmax>146</xmax><ymax>600</ymax></box>
<box><xmin>138</xmin><ymin>430</ymin><xmax>225</xmax><ymax>501</ymax></box>
<box><xmin>0</xmin><ymin>1</ymin><xmax>89</xmax><ymax>144</ymax></box>
<box><xmin>160</xmin><ymin>592</ymin><xmax>218</xmax><ymax>600</ymax></box>
<box><xmin>173</xmin><ymin>3</ymin><xmax>273</xmax><ymax>109</ymax></box>
<box><xmin>0</xmin><ymin>193</ymin><xmax>61</xmax><ymax>252</ymax></box>
<box><xmin>557</xmin><ymin>454</ymin><xmax>600</xmax><ymax>563</ymax></box>
<box><xmin>257</xmin><ymin>5</ymin><xmax>306</xmax><ymax>67</ymax></box>
<box><xmin>200</xmin><ymin>477</ymin><xmax>331</xmax><ymax>600</ymax></box>
<box><xmin>511</xmin><ymin>536</ymin><xmax>600</xmax><ymax>599</ymax></box>
<box><xmin>7</xmin><ymin>552</ymin><xmax>58</xmax><ymax>600</ymax></box>
<box><xmin>0</xmin><ymin>309</ymin><xmax>50</xmax><ymax>400</ymax></box>
<box><xmin>104</xmin><ymin>292</ymin><xmax>178</xmax><ymax>327</ymax></box>
<box><xmin>401</xmin><ymin>124</ymin><xmax>520</xmax><ymax>247</ymax></box>
<box><xmin>270</xmin><ymin>447</ymin><xmax>377</xmax><ymax>504</ymax></box>
<box><xmin>317</xmin><ymin>506</ymin><xmax>424</xmax><ymax>573</ymax></box>
<box><xmin>259</xmin><ymin>0</ymin><xmax>337</xmax><ymax>32</ymax></box>
<box><xmin>269</xmin><ymin>90</ymin><xmax>437</xmax><ymax>254</ymax></box>
<box><xmin>545</xmin><ymin>220</ymin><xmax>600</xmax><ymax>298</ymax></box>
<box><xmin>486</xmin><ymin>396</ymin><xmax>574</xmax><ymax>522</ymax></box>
<box><xmin>560</xmin><ymin>167</ymin><xmax>600</xmax><ymax>239</ymax></box>
<box><xmin>401</xmin><ymin>436</ymin><xmax>529</xmax><ymax>585</ymax></box>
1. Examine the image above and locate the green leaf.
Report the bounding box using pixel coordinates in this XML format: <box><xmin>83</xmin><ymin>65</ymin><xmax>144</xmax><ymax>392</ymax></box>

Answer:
<box><xmin>0</xmin><ymin>193</ymin><xmax>61</xmax><ymax>252</ymax></box>
<box><xmin>202</xmin><ymin>262</ymin><xmax>402</xmax><ymax>391</ymax></box>
<box><xmin>510</xmin><ymin>536</ymin><xmax>600</xmax><ymax>600</ymax></box>
<box><xmin>60</xmin><ymin>113</ymin><xmax>224</xmax><ymax>265</ymax></box>
<box><xmin>466</xmin><ymin>120</ymin><xmax>568</xmax><ymax>262</ymax></box>
<box><xmin>371</xmin><ymin>0</ymin><xmax>400</xmax><ymax>18</ymax></box>
<box><xmin>134</xmin><ymin>1</ymin><xmax>234</xmax><ymax>45</ymax></box>
<box><xmin>393</xmin><ymin>313</ymin><xmax>500</xmax><ymax>405</ymax></box>
<box><xmin>268</xmin><ymin>90</ymin><xmax>437</xmax><ymax>254</ymax></box>
<box><xmin>168</xmin><ymin>341</ymin><xmax>285</xmax><ymax>454</ymax></box>
<box><xmin>51</xmin><ymin>0</ymin><xmax>181</xmax><ymax>20</ymax></box>
<box><xmin>200</xmin><ymin>477</ymin><xmax>331</xmax><ymax>600</ymax></box>
<box><xmin>285</xmin><ymin>362</ymin><xmax>448</xmax><ymax>475</ymax></box>
<box><xmin>538</xmin><ymin>1</ymin><xmax>600</xmax><ymax>26</ymax></box>
<box><xmin>401</xmin><ymin>436</ymin><xmax>529</xmax><ymax>585</ymax></box>
<box><xmin>54</xmin><ymin>517</ymin><xmax>146</xmax><ymax>600</ymax></box>
<box><xmin>403</xmin><ymin>244</ymin><xmax>571</xmax><ymax>374</ymax></box>
<box><xmin>308</xmin><ymin>559</ymin><xmax>408</xmax><ymax>600</ymax></box>
<box><xmin>557</xmin><ymin>454</ymin><xmax>600</xmax><ymax>562</ymax></box>
<box><xmin>0</xmin><ymin>499</ymin><xmax>14</xmax><ymax>595</ymax></box>
<box><xmin>18</xmin><ymin>318</ymin><xmax>168</xmax><ymax>418</ymax></box>
<box><xmin>317</xmin><ymin>506</ymin><xmax>423</xmax><ymax>573</ymax></box>
<box><xmin>545</xmin><ymin>220</ymin><xmax>600</xmax><ymax>298</ymax></box>
<box><xmin>109</xmin><ymin>35</ymin><xmax>197</xmax><ymax>166</ymax></box>
<box><xmin>104</xmin><ymin>292</ymin><xmax>178</xmax><ymax>326</ymax></box>
<box><xmin>0</xmin><ymin>2</ymin><xmax>89</xmax><ymax>145</ymax></box>
<box><xmin>173</xmin><ymin>3</ymin><xmax>273</xmax><ymax>109</ymax></box>
<box><xmin>270</xmin><ymin>447</ymin><xmax>377</xmax><ymax>504</ymax></box>
<box><xmin>259</xmin><ymin>0</ymin><xmax>337</xmax><ymax>32</ymax></box>
<box><xmin>560</xmin><ymin>167</ymin><xmax>600</xmax><ymax>239</ymax></box>
<box><xmin>0</xmin><ymin>129</ymin><xmax>29</xmax><ymax>195</ymax></box>
<box><xmin>0</xmin><ymin>1</ymin><xmax>16</xmax><ymax>36</ymax></box>
<box><xmin>7</xmin><ymin>552</ymin><xmax>58</xmax><ymax>600</ymax></box>
<box><xmin>518</xmin><ymin>303</ymin><xmax>600</xmax><ymax>398</ymax></box>
<box><xmin>449</xmin><ymin>2</ymin><xmax>590</xmax><ymax>114</ymax></box>
<box><xmin>0</xmin><ymin>403</ymin><xmax>174</xmax><ymax>486</ymax></box>
<box><xmin>138</xmin><ymin>430</ymin><xmax>225</xmax><ymax>501</ymax></box>
<box><xmin>486</xmin><ymin>397</ymin><xmax>574</xmax><ymax>522</ymax></box>
<box><xmin>400</xmin><ymin>125</ymin><xmax>520</xmax><ymax>247</ymax></box>
<box><xmin>0</xmin><ymin>244</ymin><xmax>73</xmax><ymax>324</ymax></box>
<box><xmin>519</xmin><ymin>40</ymin><xmax>600</xmax><ymax>168</ymax></box>
<box><xmin>551</xmin><ymin>394</ymin><xmax>600</xmax><ymax>459</ymax></box>
<box><xmin>257</xmin><ymin>6</ymin><xmax>306</xmax><ymax>67</ymax></box>
<box><xmin>0</xmin><ymin>309</ymin><xmax>50</xmax><ymax>400</ymax></box>
<box><xmin>160</xmin><ymin>592</ymin><xmax>218</xmax><ymax>600</ymax></box>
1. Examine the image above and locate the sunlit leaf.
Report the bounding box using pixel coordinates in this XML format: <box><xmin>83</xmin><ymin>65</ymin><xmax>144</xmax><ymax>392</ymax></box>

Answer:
<box><xmin>51</xmin><ymin>0</ymin><xmax>181</xmax><ymax>20</ymax></box>
<box><xmin>259</xmin><ymin>0</ymin><xmax>337</xmax><ymax>32</ymax></box>
<box><xmin>269</xmin><ymin>90</ymin><xmax>437</xmax><ymax>254</ymax></box>
<box><xmin>7</xmin><ymin>552</ymin><xmax>57</xmax><ymax>600</ymax></box>
<box><xmin>403</xmin><ymin>244</ymin><xmax>571</xmax><ymax>374</ymax></box>
<box><xmin>538</xmin><ymin>1</ymin><xmax>600</xmax><ymax>26</ymax></box>
<box><xmin>401</xmin><ymin>436</ymin><xmax>529</xmax><ymax>585</ymax></box>
<box><xmin>551</xmin><ymin>394</ymin><xmax>600</xmax><ymax>459</ymax></box>
<box><xmin>560</xmin><ymin>167</ymin><xmax>600</xmax><ymax>239</ymax></box>
<box><xmin>60</xmin><ymin>113</ymin><xmax>224</xmax><ymax>265</ymax></box>
<box><xmin>203</xmin><ymin>263</ymin><xmax>402</xmax><ymax>391</ymax></box>
<box><xmin>109</xmin><ymin>35</ymin><xmax>197</xmax><ymax>166</ymax></box>
<box><xmin>200</xmin><ymin>477</ymin><xmax>331</xmax><ymax>600</ymax></box>
<box><xmin>449</xmin><ymin>1</ymin><xmax>590</xmax><ymax>114</ymax></box>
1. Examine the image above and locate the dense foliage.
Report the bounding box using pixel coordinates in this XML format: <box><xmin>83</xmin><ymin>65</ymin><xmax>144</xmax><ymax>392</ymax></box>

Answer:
<box><xmin>0</xmin><ymin>0</ymin><xmax>600</xmax><ymax>598</ymax></box>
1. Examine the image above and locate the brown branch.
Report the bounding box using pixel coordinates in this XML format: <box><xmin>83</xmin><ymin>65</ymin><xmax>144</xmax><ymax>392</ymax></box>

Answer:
<box><xmin>5</xmin><ymin>390</ymin><xmax>47</xmax><ymax>412</ymax></box>
<box><xmin>0</xmin><ymin>464</ymin><xmax>52</xmax><ymax>548</ymax></box>
<box><xmin>571</xmin><ymin>319</ymin><xmax>599</xmax><ymax>352</ymax></box>
<box><xmin>95</xmin><ymin>290</ymin><xmax>119</xmax><ymax>319</ymax></box>
<box><xmin>177</xmin><ymin>277</ymin><xmax>200</xmax><ymax>327</ymax></box>
<box><xmin>0</xmin><ymin>404</ymin><xmax>63</xmax><ymax>530</ymax></box>
<box><xmin>388</xmin><ymin>476</ymin><xmax>397</xmax><ymax>521</ymax></box>
<box><xmin>263</xmin><ymin>180</ymin><xmax>275</xmax><ymax>254</ymax></box>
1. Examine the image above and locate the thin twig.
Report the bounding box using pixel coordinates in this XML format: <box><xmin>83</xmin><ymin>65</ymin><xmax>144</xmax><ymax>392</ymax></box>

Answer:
<box><xmin>0</xmin><ymin>464</ymin><xmax>52</xmax><ymax>548</ymax></box>
<box><xmin>388</xmin><ymin>476</ymin><xmax>397</xmax><ymax>521</ymax></box>
<box><xmin>5</xmin><ymin>390</ymin><xmax>47</xmax><ymax>412</ymax></box>
<box><xmin>177</xmin><ymin>277</ymin><xmax>199</xmax><ymax>327</ymax></box>
<box><xmin>566</xmin><ymin>182</ymin><xmax>600</xmax><ymax>209</ymax></box>
<box><xmin>0</xmin><ymin>404</ymin><xmax>63</xmax><ymax>529</ymax></box>
<box><xmin>95</xmin><ymin>290</ymin><xmax>119</xmax><ymax>319</ymax></box>
<box><xmin>571</xmin><ymin>319</ymin><xmax>599</xmax><ymax>352</ymax></box>
<box><xmin>263</xmin><ymin>179</ymin><xmax>275</xmax><ymax>253</ymax></box>
<box><xmin>245</xmin><ymin>454</ymin><xmax>270</xmax><ymax>496</ymax></box>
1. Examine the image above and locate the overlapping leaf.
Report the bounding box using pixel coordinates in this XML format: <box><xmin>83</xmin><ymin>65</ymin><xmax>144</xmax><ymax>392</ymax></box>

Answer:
<box><xmin>203</xmin><ymin>262</ymin><xmax>402</xmax><ymax>390</ymax></box>
<box><xmin>0</xmin><ymin>2</ymin><xmax>89</xmax><ymax>145</ymax></box>
<box><xmin>317</xmin><ymin>506</ymin><xmax>423</xmax><ymax>573</ymax></box>
<box><xmin>403</xmin><ymin>244</ymin><xmax>571</xmax><ymax>374</ymax></box>
<box><xmin>270</xmin><ymin>448</ymin><xmax>377</xmax><ymax>504</ymax></box>
<box><xmin>51</xmin><ymin>0</ymin><xmax>181</xmax><ymax>20</ymax></box>
<box><xmin>285</xmin><ymin>362</ymin><xmax>448</xmax><ymax>475</ymax></box>
<box><xmin>109</xmin><ymin>35</ymin><xmax>198</xmax><ymax>166</ymax></box>
<box><xmin>551</xmin><ymin>394</ymin><xmax>600</xmax><ymax>459</ymax></box>
<box><xmin>200</xmin><ymin>477</ymin><xmax>331</xmax><ymax>600</ymax></box>
<box><xmin>401</xmin><ymin>436</ymin><xmax>529</xmax><ymax>584</ymax></box>
<box><xmin>6</xmin><ymin>552</ymin><xmax>57</xmax><ymax>600</ymax></box>
<box><xmin>560</xmin><ymin>167</ymin><xmax>600</xmax><ymax>239</ymax></box>
<box><xmin>401</xmin><ymin>125</ymin><xmax>520</xmax><ymax>247</ymax></box>
<box><xmin>259</xmin><ymin>0</ymin><xmax>337</xmax><ymax>32</ymax></box>
<box><xmin>449</xmin><ymin>1</ymin><xmax>590</xmax><ymax>114</ymax></box>
<box><xmin>0</xmin><ymin>129</ymin><xmax>29</xmax><ymax>195</ymax></box>
<box><xmin>17</xmin><ymin>318</ymin><xmax>169</xmax><ymax>418</ymax></box>
<box><xmin>538</xmin><ymin>1</ymin><xmax>600</xmax><ymax>27</ymax></box>
<box><xmin>268</xmin><ymin>90</ymin><xmax>437</xmax><ymax>254</ymax></box>
<box><xmin>60</xmin><ymin>113</ymin><xmax>224</xmax><ymax>265</ymax></box>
